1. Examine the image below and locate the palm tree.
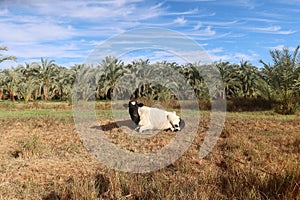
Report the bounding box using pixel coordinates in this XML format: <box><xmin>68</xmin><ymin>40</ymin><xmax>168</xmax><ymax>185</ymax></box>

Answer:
<box><xmin>98</xmin><ymin>56</ymin><xmax>125</xmax><ymax>100</ymax></box>
<box><xmin>215</xmin><ymin>61</ymin><xmax>241</xmax><ymax>98</ymax></box>
<box><xmin>114</xmin><ymin>59</ymin><xmax>152</xmax><ymax>100</ymax></box>
<box><xmin>0</xmin><ymin>46</ymin><xmax>17</xmax><ymax>100</ymax></box>
<box><xmin>52</xmin><ymin>66</ymin><xmax>76</xmax><ymax>101</ymax></box>
<box><xmin>150</xmin><ymin>61</ymin><xmax>179</xmax><ymax>101</ymax></box>
<box><xmin>135</xmin><ymin>59</ymin><xmax>157</xmax><ymax>99</ymax></box>
<box><xmin>2</xmin><ymin>68</ymin><xmax>20</xmax><ymax>101</ymax></box>
<box><xmin>260</xmin><ymin>45</ymin><xmax>300</xmax><ymax>114</ymax></box>
<box><xmin>36</xmin><ymin>58</ymin><xmax>58</xmax><ymax>101</ymax></box>
<box><xmin>0</xmin><ymin>70</ymin><xmax>5</xmax><ymax>100</ymax></box>
<box><xmin>15</xmin><ymin>63</ymin><xmax>40</xmax><ymax>103</ymax></box>
<box><xmin>0</xmin><ymin>46</ymin><xmax>16</xmax><ymax>64</ymax></box>
<box><xmin>18</xmin><ymin>80</ymin><xmax>39</xmax><ymax>103</ymax></box>
<box><xmin>239</xmin><ymin>60</ymin><xmax>260</xmax><ymax>98</ymax></box>
<box><xmin>178</xmin><ymin>62</ymin><xmax>212</xmax><ymax>100</ymax></box>
<box><xmin>73</xmin><ymin>64</ymin><xmax>97</xmax><ymax>101</ymax></box>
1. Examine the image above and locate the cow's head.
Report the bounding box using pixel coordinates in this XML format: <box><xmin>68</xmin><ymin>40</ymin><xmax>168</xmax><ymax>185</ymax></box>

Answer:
<box><xmin>167</xmin><ymin>111</ymin><xmax>181</xmax><ymax>131</ymax></box>
<box><xmin>128</xmin><ymin>100</ymin><xmax>144</xmax><ymax>108</ymax></box>
<box><xmin>127</xmin><ymin>100</ymin><xmax>144</xmax><ymax>125</ymax></box>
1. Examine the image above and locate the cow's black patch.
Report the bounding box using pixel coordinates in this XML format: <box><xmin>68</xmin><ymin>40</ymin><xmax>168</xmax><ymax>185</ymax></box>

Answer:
<box><xmin>128</xmin><ymin>100</ymin><xmax>143</xmax><ymax>126</ymax></box>
<box><xmin>179</xmin><ymin>118</ymin><xmax>185</xmax><ymax>130</ymax></box>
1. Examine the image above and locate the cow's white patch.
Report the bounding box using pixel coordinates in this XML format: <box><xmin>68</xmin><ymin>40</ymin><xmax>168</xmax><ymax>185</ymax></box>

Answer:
<box><xmin>136</xmin><ymin>106</ymin><xmax>181</xmax><ymax>132</ymax></box>
<box><xmin>131</xmin><ymin>101</ymin><xmax>136</xmax><ymax>105</ymax></box>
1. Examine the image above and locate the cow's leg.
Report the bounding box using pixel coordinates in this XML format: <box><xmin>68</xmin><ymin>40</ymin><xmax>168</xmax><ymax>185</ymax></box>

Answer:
<box><xmin>169</xmin><ymin>126</ymin><xmax>174</xmax><ymax>132</ymax></box>
<box><xmin>139</xmin><ymin>124</ymin><xmax>154</xmax><ymax>133</ymax></box>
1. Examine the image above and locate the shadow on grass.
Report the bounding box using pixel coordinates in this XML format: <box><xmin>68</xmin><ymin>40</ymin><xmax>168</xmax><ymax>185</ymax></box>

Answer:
<box><xmin>91</xmin><ymin>119</ymin><xmax>136</xmax><ymax>131</ymax></box>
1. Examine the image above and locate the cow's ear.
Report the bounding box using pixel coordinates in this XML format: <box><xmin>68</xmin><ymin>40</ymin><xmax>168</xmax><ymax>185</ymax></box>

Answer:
<box><xmin>138</xmin><ymin>103</ymin><xmax>144</xmax><ymax>107</ymax></box>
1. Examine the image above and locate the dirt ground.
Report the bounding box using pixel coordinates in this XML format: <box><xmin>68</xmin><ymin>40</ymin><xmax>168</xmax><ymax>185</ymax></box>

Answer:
<box><xmin>0</xmin><ymin>110</ymin><xmax>299</xmax><ymax>199</ymax></box>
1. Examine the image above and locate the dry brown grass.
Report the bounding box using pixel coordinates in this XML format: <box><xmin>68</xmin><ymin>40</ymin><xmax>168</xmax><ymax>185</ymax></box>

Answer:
<box><xmin>0</xmin><ymin>103</ymin><xmax>299</xmax><ymax>199</ymax></box>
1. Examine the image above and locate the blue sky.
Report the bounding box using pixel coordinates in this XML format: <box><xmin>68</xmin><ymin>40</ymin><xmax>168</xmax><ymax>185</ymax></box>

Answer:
<box><xmin>0</xmin><ymin>0</ymin><xmax>299</xmax><ymax>69</ymax></box>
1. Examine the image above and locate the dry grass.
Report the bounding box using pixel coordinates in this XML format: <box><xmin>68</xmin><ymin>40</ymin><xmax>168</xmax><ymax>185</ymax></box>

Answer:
<box><xmin>0</xmin><ymin>102</ymin><xmax>299</xmax><ymax>199</ymax></box>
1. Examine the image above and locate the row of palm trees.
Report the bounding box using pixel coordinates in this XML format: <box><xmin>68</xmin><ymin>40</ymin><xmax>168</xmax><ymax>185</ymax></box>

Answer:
<box><xmin>0</xmin><ymin>57</ymin><xmax>79</xmax><ymax>103</ymax></box>
<box><xmin>1</xmin><ymin>45</ymin><xmax>300</xmax><ymax>113</ymax></box>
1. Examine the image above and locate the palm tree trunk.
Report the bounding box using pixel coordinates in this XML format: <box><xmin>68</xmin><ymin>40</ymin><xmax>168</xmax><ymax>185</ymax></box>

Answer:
<box><xmin>10</xmin><ymin>91</ymin><xmax>14</xmax><ymax>101</ymax></box>
<box><xmin>44</xmin><ymin>86</ymin><xmax>49</xmax><ymax>101</ymax></box>
<box><xmin>24</xmin><ymin>93</ymin><xmax>30</xmax><ymax>104</ymax></box>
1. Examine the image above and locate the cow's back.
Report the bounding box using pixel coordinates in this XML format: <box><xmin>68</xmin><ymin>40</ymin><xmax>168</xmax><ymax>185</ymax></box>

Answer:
<box><xmin>138</xmin><ymin>107</ymin><xmax>169</xmax><ymax>129</ymax></box>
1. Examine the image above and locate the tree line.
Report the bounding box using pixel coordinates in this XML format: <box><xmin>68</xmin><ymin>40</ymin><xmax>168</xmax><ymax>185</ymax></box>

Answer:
<box><xmin>0</xmin><ymin>45</ymin><xmax>300</xmax><ymax>114</ymax></box>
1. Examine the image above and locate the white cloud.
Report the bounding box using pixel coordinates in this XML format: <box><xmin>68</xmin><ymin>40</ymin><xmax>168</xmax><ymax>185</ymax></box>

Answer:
<box><xmin>193</xmin><ymin>22</ymin><xmax>202</xmax><ymax>30</ymax></box>
<box><xmin>205</xmin><ymin>48</ymin><xmax>259</xmax><ymax>64</ymax></box>
<box><xmin>268</xmin><ymin>44</ymin><xmax>297</xmax><ymax>51</ymax></box>
<box><xmin>247</xmin><ymin>25</ymin><xmax>296</xmax><ymax>34</ymax></box>
<box><xmin>254</xmin><ymin>26</ymin><xmax>281</xmax><ymax>32</ymax></box>
<box><xmin>208</xmin><ymin>47</ymin><xmax>224</xmax><ymax>54</ymax></box>
<box><xmin>0</xmin><ymin>0</ymin><xmax>166</xmax><ymax>42</ymax></box>
<box><xmin>0</xmin><ymin>0</ymin><xmax>169</xmax><ymax>68</ymax></box>
<box><xmin>270</xmin><ymin>44</ymin><xmax>285</xmax><ymax>50</ymax></box>
<box><xmin>242</xmin><ymin>17</ymin><xmax>279</xmax><ymax>23</ymax></box>
<box><xmin>209</xmin><ymin>54</ymin><xmax>231</xmax><ymax>62</ymax></box>
<box><xmin>188</xmin><ymin>26</ymin><xmax>218</xmax><ymax>38</ymax></box>
<box><xmin>237</xmin><ymin>0</ymin><xmax>261</xmax><ymax>9</ymax></box>
<box><xmin>166</xmin><ymin>8</ymin><xmax>200</xmax><ymax>16</ymax></box>
<box><xmin>119</xmin><ymin>50</ymin><xmax>187</xmax><ymax>64</ymax></box>
<box><xmin>173</xmin><ymin>17</ymin><xmax>187</xmax><ymax>25</ymax></box>
<box><xmin>161</xmin><ymin>49</ymin><xmax>212</xmax><ymax>63</ymax></box>
<box><xmin>0</xmin><ymin>21</ymin><xmax>77</xmax><ymax>43</ymax></box>
<box><xmin>200</xmin><ymin>26</ymin><xmax>216</xmax><ymax>36</ymax></box>
<box><xmin>1</xmin><ymin>0</ymin><xmax>163</xmax><ymax>21</ymax></box>
<box><xmin>201</xmin><ymin>20</ymin><xmax>240</xmax><ymax>27</ymax></box>
<box><xmin>0</xmin><ymin>39</ymin><xmax>97</xmax><ymax>69</ymax></box>
<box><xmin>233</xmin><ymin>52</ymin><xmax>258</xmax><ymax>62</ymax></box>
<box><xmin>0</xmin><ymin>8</ymin><xmax>9</xmax><ymax>15</ymax></box>
<box><xmin>214</xmin><ymin>0</ymin><xmax>262</xmax><ymax>9</ymax></box>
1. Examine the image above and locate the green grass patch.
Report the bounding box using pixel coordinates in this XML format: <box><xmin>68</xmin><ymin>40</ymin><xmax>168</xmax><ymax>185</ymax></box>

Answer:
<box><xmin>0</xmin><ymin>109</ymin><xmax>73</xmax><ymax>119</ymax></box>
<box><xmin>1</xmin><ymin>100</ymin><xmax>299</xmax><ymax>122</ymax></box>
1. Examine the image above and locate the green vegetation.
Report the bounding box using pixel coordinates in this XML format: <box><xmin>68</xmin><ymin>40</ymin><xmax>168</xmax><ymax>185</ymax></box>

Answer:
<box><xmin>260</xmin><ymin>46</ymin><xmax>300</xmax><ymax>114</ymax></box>
<box><xmin>1</xmin><ymin>45</ymin><xmax>300</xmax><ymax>114</ymax></box>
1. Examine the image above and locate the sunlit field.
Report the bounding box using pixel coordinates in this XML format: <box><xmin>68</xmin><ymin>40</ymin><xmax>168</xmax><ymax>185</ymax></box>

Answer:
<box><xmin>1</xmin><ymin>0</ymin><xmax>300</xmax><ymax>198</ymax></box>
<box><xmin>0</xmin><ymin>101</ymin><xmax>299</xmax><ymax>199</ymax></box>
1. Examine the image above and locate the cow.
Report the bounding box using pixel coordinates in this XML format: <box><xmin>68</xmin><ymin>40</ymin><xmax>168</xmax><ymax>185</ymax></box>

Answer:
<box><xmin>126</xmin><ymin>100</ymin><xmax>184</xmax><ymax>133</ymax></box>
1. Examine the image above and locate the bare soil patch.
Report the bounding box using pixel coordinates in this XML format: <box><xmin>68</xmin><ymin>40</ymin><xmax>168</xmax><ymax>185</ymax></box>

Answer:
<box><xmin>0</xmin><ymin>111</ymin><xmax>299</xmax><ymax>199</ymax></box>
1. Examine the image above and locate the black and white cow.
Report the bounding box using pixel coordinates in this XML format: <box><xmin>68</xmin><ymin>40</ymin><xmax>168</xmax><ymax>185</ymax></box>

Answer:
<box><xmin>127</xmin><ymin>100</ymin><xmax>184</xmax><ymax>132</ymax></box>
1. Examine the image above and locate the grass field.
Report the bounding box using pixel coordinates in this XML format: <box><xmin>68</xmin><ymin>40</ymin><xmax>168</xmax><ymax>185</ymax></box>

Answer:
<box><xmin>0</xmin><ymin>101</ymin><xmax>299</xmax><ymax>199</ymax></box>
